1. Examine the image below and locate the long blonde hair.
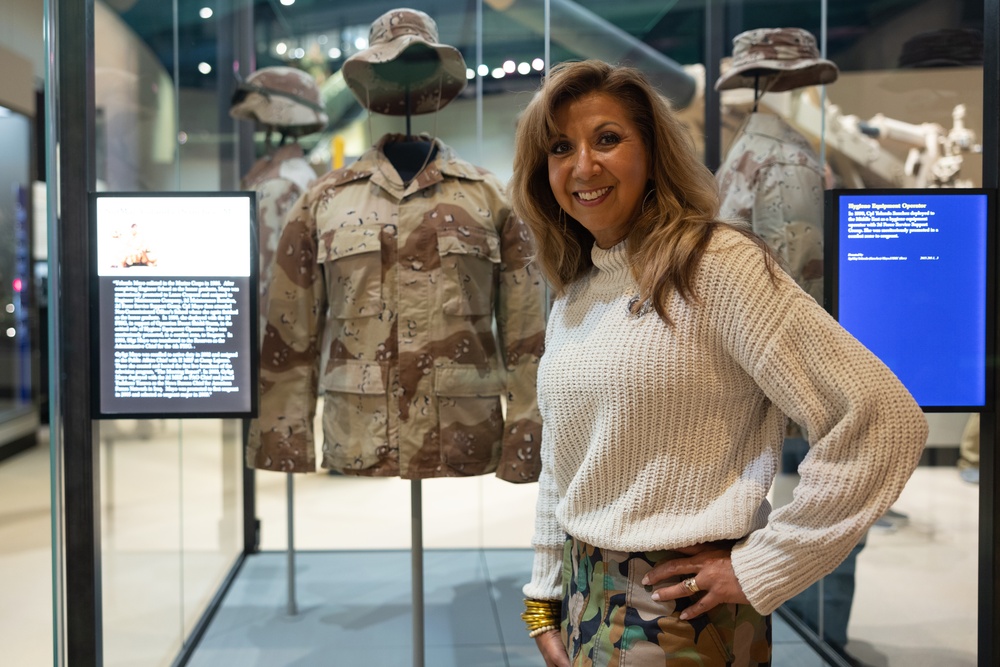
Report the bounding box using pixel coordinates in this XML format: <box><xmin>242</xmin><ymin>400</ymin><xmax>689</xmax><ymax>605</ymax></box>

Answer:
<box><xmin>510</xmin><ymin>59</ymin><xmax>773</xmax><ymax>323</ymax></box>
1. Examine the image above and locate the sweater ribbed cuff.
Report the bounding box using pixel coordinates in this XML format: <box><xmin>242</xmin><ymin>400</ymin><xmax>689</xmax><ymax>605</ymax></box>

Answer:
<box><xmin>731</xmin><ymin>535</ymin><xmax>832</xmax><ymax>615</ymax></box>
<box><xmin>522</xmin><ymin>545</ymin><xmax>563</xmax><ymax>601</ymax></box>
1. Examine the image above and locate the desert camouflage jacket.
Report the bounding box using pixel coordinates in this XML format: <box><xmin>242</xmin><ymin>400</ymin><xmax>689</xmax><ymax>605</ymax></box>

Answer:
<box><xmin>716</xmin><ymin>112</ymin><xmax>825</xmax><ymax>304</ymax></box>
<box><xmin>250</xmin><ymin>134</ymin><xmax>546</xmax><ymax>482</ymax></box>
<box><xmin>242</xmin><ymin>143</ymin><xmax>318</xmax><ymax>339</ymax></box>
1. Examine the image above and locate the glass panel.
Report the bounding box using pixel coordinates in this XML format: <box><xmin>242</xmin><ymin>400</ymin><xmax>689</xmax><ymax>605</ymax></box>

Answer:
<box><xmin>0</xmin><ymin>108</ymin><xmax>34</xmax><ymax>420</ymax></box>
<box><xmin>181</xmin><ymin>418</ymin><xmax>242</xmax><ymax>638</ymax></box>
<box><xmin>718</xmin><ymin>1</ymin><xmax>983</xmax><ymax>664</ymax></box>
<box><xmin>0</xmin><ymin>44</ymin><xmax>45</xmax><ymax>666</ymax></box>
<box><xmin>815</xmin><ymin>5</ymin><xmax>982</xmax><ymax>663</ymax></box>
<box><xmin>243</xmin><ymin>1</ymin><xmax>567</xmax><ymax>555</ymax></box>
<box><xmin>94</xmin><ymin>0</ymin><xmax>246</xmax><ymax>663</ymax></box>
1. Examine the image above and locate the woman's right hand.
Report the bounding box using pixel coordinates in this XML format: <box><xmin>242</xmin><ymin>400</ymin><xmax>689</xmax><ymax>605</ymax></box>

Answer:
<box><xmin>534</xmin><ymin>628</ymin><xmax>570</xmax><ymax>667</ymax></box>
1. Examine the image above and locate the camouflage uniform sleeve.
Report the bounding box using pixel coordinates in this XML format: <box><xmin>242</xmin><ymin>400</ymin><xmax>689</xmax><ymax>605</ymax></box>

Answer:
<box><xmin>752</xmin><ymin>162</ymin><xmax>825</xmax><ymax>303</ymax></box>
<box><xmin>494</xmin><ymin>211</ymin><xmax>547</xmax><ymax>483</ymax></box>
<box><xmin>247</xmin><ymin>190</ymin><xmax>327</xmax><ymax>472</ymax></box>
<box><xmin>257</xmin><ymin>178</ymin><xmax>306</xmax><ymax>334</ymax></box>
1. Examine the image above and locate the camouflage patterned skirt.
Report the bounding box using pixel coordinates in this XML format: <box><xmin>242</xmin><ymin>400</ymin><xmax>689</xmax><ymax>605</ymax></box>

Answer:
<box><xmin>560</xmin><ymin>536</ymin><xmax>771</xmax><ymax>667</ymax></box>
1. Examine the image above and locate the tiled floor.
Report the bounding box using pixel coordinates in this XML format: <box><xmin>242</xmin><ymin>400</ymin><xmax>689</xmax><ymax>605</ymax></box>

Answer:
<box><xmin>0</xmin><ymin>420</ymin><xmax>980</xmax><ymax>666</ymax></box>
<box><xmin>186</xmin><ymin>550</ymin><xmax>825</xmax><ymax>667</ymax></box>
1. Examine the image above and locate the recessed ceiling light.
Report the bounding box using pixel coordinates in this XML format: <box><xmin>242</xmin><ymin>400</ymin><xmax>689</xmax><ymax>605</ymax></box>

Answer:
<box><xmin>198</xmin><ymin>62</ymin><xmax>212</xmax><ymax>74</ymax></box>
<box><xmin>199</xmin><ymin>7</ymin><xmax>213</xmax><ymax>19</ymax></box>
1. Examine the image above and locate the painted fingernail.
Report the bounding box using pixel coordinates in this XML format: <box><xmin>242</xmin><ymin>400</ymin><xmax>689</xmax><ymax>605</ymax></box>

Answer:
<box><xmin>679</xmin><ymin>611</ymin><xmax>690</xmax><ymax>620</ymax></box>
<box><xmin>641</xmin><ymin>576</ymin><xmax>649</xmax><ymax>585</ymax></box>
<box><xmin>650</xmin><ymin>592</ymin><xmax>660</xmax><ymax>601</ymax></box>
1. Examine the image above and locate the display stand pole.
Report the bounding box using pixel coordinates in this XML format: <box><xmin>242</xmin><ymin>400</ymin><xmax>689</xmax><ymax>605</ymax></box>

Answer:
<box><xmin>287</xmin><ymin>472</ymin><xmax>297</xmax><ymax>615</ymax></box>
<box><xmin>401</xmin><ymin>83</ymin><xmax>425</xmax><ymax>667</ymax></box>
<box><xmin>411</xmin><ymin>479</ymin><xmax>424</xmax><ymax>667</ymax></box>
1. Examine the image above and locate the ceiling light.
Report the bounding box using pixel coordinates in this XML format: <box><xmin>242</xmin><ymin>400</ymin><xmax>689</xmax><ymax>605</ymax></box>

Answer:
<box><xmin>532</xmin><ymin>58</ymin><xmax>544</xmax><ymax>71</ymax></box>
<box><xmin>517</xmin><ymin>62</ymin><xmax>530</xmax><ymax>75</ymax></box>
<box><xmin>293</xmin><ymin>47</ymin><xmax>305</xmax><ymax>59</ymax></box>
<box><xmin>328</xmin><ymin>47</ymin><xmax>342</xmax><ymax>59</ymax></box>
<box><xmin>275</xmin><ymin>42</ymin><xmax>288</xmax><ymax>55</ymax></box>
<box><xmin>503</xmin><ymin>60</ymin><xmax>516</xmax><ymax>73</ymax></box>
<box><xmin>280</xmin><ymin>0</ymin><xmax>295</xmax><ymax>6</ymax></box>
<box><xmin>491</xmin><ymin>68</ymin><xmax>504</xmax><ymax>79</ymax></box>
<box><xmin>477</xmin><ymin>64</ymin><xmax>488</xmax><ymax>77</ymax></box>
<box><xmin>199</xmin><ymin>7</ymin><xmax>213</xmax><ymax>19</ymax></box>
<box><xmin>198</xmin><ymin>62</ymin><xmax>212</xmax><ymax>74</ymax></box>
<box><xmin>466</xmin><ymin>68</ymin><xmax>475</xmax><ymax>80</ymax></box>
<box><xmin>355</xmin><ymin>36</ymin><xmax>368</xmax><ymax>50</ymax></box>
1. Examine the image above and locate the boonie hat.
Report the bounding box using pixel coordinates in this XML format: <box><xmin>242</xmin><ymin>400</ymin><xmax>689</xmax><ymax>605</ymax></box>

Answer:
<box><xmin>229</xmin><ymin>66</ymin><xmax>328</xmax><ymax>136</ymax></box>
<box><xmin>341</xmin><ymin>8</ymin><xmax>468</xmax><ymax>116</ymax></box>
<box><xmin>715</xmin><ymin>27</ymin><xmax>839</xmax><ymax>92</ymax></box>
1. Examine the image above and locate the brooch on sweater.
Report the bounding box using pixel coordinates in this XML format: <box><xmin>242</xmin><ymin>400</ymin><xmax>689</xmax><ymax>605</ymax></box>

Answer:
<box><xmin>627</xmin><ymin>296</ymin><xmax>654</xmax><ymax>318</ymax></box>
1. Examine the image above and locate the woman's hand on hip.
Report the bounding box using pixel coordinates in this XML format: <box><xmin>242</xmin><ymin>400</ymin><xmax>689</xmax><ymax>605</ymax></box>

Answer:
<box><xmin>642</xmin><ymin>542</ymin><xmax>751</xmax><ymax>620</ymax></box>
<box><xmin>535</xmin><ymin>628</ymin><xmax>570</xmax><ymax>667</ymax></box>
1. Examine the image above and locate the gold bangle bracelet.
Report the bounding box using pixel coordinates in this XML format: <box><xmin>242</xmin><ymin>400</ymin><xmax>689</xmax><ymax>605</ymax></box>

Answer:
<box><xmin>521</xmin><ymin>598</ymin><xmax>561</xmax><ymax>632</ymax></box>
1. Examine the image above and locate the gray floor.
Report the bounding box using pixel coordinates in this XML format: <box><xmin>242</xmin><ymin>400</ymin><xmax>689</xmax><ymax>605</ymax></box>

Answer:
<box><xmin>185</xmin><ymin>549</ymin><xmax>831</xmax><ymax>667</ymax></box>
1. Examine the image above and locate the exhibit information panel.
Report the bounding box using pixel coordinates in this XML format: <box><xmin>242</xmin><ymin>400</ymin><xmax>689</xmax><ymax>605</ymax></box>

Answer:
<box><xmin>826</xmin><ymin>189</ymin><xmax>993</xmax><ymax>410</ymax></box>
<box><xmin>91</xmin><ymin>192</ymin><xmax>258</xmax><ymax>418</ymax></box>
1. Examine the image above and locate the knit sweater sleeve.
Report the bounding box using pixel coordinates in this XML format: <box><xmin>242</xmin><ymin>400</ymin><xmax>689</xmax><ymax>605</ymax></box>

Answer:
<box><xmin>704</xmin><ymin>230</ymin><xmax>928</xmax><ymax>615</ymax></box>
<box><xmin>522</xmin><ymin>315</ymin><xmax>565</xmax><ymax>601</ymax></box>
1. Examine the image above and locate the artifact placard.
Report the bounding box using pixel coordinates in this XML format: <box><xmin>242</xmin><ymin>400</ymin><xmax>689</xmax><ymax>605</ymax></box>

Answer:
<box><xmin>90</xmin><ymin>192</ymin><xmax>258</xmax><ymax>418</ymax></box>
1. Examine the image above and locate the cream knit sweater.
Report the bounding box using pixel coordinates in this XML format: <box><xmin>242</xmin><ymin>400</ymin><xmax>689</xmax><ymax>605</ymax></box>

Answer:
<box><xmin>524</xmin><ymin>227</ymin><xmax>928</xmax><ymax>615</ymax></box>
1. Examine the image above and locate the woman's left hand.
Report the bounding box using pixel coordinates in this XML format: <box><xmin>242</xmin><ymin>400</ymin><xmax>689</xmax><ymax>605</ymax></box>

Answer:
<box><xmin>641</xmin><ymin>542</ymin><xmax>751</xmax><ymax>620</ymax></box>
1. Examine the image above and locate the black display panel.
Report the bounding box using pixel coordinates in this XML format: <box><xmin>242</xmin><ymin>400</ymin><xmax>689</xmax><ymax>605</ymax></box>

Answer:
<box><xmin>90</xmin><ymin>192</ymin><xmax>258</xmax><ymax>418</ymax></box>
<box><xmin>825</xmin><ymin>189</ymin><xmax>994</xmax><ymax>411</ymax></box>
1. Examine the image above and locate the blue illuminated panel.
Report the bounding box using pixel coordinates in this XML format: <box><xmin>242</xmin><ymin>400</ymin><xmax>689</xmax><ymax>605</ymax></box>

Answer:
<box><xmin>831</xmin><ymin>190</ymin><xmax>989</xmax><ymax>409</ymax></box>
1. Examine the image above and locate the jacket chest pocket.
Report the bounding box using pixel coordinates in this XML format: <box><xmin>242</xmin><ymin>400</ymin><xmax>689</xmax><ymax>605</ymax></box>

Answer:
<box><xmin>436</xmin><ymin>226</ymin><xmax>500</xmax><ymax>316</ymax></box>
<box><xmin>321</xmin><ymin>225</ymin><xmax>383</xmax><ymax>319</ymax></box>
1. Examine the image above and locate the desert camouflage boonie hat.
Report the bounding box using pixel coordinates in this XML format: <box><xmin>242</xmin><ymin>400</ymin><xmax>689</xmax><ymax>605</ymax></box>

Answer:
<box><xmin>229</xmin><ymin>66</ymin><xmax>328</xmax><ymax>136</ymax></box>
<box><xmin>715</xmin><ymin>27</ymin><xmax>839</xmax><ymax>92</ymax></box>
<box><xmin>342</xmin><ymin>8</ymin><xmax>468</xmax><ymax>116</ymax></box>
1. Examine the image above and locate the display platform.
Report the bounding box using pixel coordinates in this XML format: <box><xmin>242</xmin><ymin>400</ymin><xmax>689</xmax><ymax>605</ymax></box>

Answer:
<box><xmin>184</xmin><ymin>549</ymin><xmax>823</xmax><ymax>667</ymax></box>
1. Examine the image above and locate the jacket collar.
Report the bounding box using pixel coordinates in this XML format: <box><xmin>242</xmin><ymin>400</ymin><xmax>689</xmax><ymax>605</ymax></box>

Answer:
<box><xmin>330</xmin><ymin>133</ymin><xmax>484</xmax><ymax>199</ymax></box>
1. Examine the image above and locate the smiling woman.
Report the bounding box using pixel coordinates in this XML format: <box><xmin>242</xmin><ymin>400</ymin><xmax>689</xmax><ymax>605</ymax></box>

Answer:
<box><xmin>509</xmin><ymin>59</ymin><xmax>929</xmax><ymax>667</ymax></box>
<box><xmin>546</xmin><ymin>93</ymin><xmax>649</xmax><ymax>249</ymax></box>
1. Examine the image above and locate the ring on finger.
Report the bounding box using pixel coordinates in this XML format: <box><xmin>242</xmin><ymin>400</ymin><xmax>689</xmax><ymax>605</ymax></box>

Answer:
<box><xmin>682</xmin><ymin>577</ymin><xmax>701</xmax><ymax>594</ymax></box>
